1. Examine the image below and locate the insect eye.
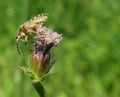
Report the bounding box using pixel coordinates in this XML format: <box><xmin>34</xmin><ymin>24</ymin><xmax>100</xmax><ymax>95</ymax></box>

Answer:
<box><xmin>15</xmin><ymin>36</ymin><xmax>18</xmax><ymax>40</ymax></box>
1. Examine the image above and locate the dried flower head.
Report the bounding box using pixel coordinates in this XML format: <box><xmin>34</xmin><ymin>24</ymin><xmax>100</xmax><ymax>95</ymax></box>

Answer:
<box><xmin>36</xmin><ymin>24</ymin><xmax>62</xmax><ymax>46</ymax></box>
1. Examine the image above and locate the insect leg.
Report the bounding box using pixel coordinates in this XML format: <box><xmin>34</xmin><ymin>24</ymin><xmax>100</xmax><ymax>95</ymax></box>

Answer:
<box><xmin>24</xmin><ymin>35</ymin><xmax>28</xmax><ymax>45</ymax></box>
<box><xmin>16</xmin><ymin>41</ymin><xmax>23</xmax><ymax>55</ymax></box>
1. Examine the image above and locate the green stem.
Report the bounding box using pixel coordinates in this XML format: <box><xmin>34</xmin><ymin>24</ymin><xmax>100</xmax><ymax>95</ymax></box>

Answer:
<box><xmin>32</xmin><ymin>80</ymin><xmax>46</xmax><ymax>97</ymax></box>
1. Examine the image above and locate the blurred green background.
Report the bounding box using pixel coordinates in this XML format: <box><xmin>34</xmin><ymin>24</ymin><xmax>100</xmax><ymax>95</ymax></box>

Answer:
<box><xmin>0</xmin><ymin>0</ymin><xmax>120</xmax><ymax>97</ymax></box>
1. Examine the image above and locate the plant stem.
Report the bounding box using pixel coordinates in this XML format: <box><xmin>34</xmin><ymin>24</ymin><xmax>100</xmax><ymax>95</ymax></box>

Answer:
<box><xmin>32</xmin><ymin>80</ymin><xmax>46</xmax><ymax>97</ymax></box>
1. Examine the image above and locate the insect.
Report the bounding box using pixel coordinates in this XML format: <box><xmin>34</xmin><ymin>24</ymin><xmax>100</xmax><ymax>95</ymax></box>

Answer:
<box><xmin>15</xmin><ymin>13</ymin><xmax>48</xmax><ymax>54</ymax></box>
